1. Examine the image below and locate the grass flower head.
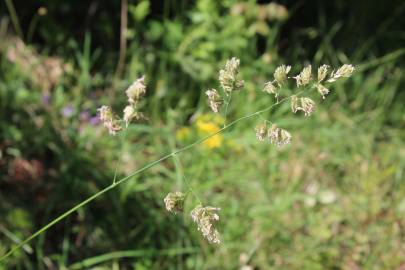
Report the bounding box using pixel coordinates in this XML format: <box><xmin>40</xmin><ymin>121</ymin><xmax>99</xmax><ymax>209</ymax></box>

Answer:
<box><xmin>164</xmin><ymin>192</ymin><xmax>186</xmax><ymax>214</ymax></box>
<box><xmin>191</xmin><ymin>205</ymin><xmax>221</xmax><ymax>244</ymax></box>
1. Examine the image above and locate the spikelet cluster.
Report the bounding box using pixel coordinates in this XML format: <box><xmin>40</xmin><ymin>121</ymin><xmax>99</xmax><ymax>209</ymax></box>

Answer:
<box><xmin>255</xmin><ymin>121</ymin><xmax>291</xmax><ymax>147</ymax></box>
<box><xmin>164</xmin><ymin>192</ymin><xmax>186</xmax><ymax>214</ymax></box>
<box><xmin>97</xmin><ymin>105</ymin><xmax>122</xmax><ymax>135</ymax></box>
<box><xmin>163</xmin><ymin>190</ymin><xmax>221</xmax><ymax>244</ymax></box>
<box><xmin>123</xmin><ymin>76</ymin><xmax>146</xmax><ymax>127</ymax></box>
<box><xmin>291</xmin><ymin>95</ymin><xmax>316</xmax><ymax>116</ymax></box>
<box><xmin>254</xmin><ymin>122</ymin><xmax>267</xmax><ymax>141</ymax></box>
<box><xmin>205</xmin><ymin>89</ymin><xmax>222</xmax><ymax>113</ymax></box>
<box><xmin>163</xmin><ymin>59</ymin><xmax>355</xmax><ymax>246</ymax></box>
<box><xmin>191</xmin><ymin>205</ymin><xmax>221</xmax><ymax>244</ymax></box>
<box><xmin>258</xmin><ymin>62</ymin><xmax>355</xmax><ymax>143</ymax></box>
<box><xmin>98</xmin><ymin>76</ymin><xmax>146</xmax><ymax>134</ymax></box>
<box><xmin>263</xmin><ymin>64</ymin><xmax>291</xmax><ymax>100</ymax></box>
<box><xmin>327</xmin><ymin>64</ymin><xmax>355</xmax><ymax>83</ymax></box>
<box><xmin>218</xmin><ymin>57</ymin><xmax>244</xmax><ymax>94</ymax></box>
<box><xmin>294</xmin><ymin>65</ymin><xmax>312</xmax><ymax>87</ymax></box>
<box><xmin>206</xmin><ymin>57</ymin><xmax>244</xmax><ymax>113</ymax></box>
<box><xmin>268</xmin><ymin>124</ymin><xmax>291</xmax><ymax>146</ymax></box>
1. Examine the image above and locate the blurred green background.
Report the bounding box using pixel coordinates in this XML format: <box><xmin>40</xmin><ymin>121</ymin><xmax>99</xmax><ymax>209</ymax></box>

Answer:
<box><xmin>1</xmin><ymin>0</ymin><xmax>405</xmax><ymax>269</ymax></box>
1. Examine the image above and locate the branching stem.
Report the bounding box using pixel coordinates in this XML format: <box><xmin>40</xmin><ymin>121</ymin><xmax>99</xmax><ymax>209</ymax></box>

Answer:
<box><xmin>0</xmin><ymin>92</ymin><xmax>302</xmax><ymax>261</ymax></box>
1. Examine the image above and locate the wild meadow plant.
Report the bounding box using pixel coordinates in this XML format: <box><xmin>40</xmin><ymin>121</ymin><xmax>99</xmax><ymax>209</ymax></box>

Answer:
<box><xmin>0</xmin><ymin>58</ymin><xmax>354</xmax><ymax>260</ymax></box>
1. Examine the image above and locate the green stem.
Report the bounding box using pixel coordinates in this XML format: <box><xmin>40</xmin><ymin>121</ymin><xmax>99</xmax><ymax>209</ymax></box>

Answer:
<box><xmin>0</xmin><ymin>93</ymin><xmax>299</xmax><ymax>262</ymax></box>
<box><xmin>27</xmin><ymin>14</ymin><xmax>39</xmax><ymax>42</ymax></box>
<box><xmin>172</xmin><ymin>153</ymin><xmax>202</xmax><ymax>204</ymax></box>
<box><xmin>113</xmin><ymin>127</ymin><xmax>128</xmax><ymax>184</ymax></box>
<box><xmin>223</xmin><ymin>92</ymin><xmax>233</xmax><ymax>127</ymax></box>
<box><xmin>4</xmin><ymin>0</ymin><xmax>23</xmax><ymax>39</ymax></box>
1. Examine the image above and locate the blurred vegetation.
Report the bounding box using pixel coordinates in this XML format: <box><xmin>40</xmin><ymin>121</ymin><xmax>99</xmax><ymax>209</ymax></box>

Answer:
<box><xmin>0</xmin><ymin>0</ymin><xmax>404</xmax><ymax>269</ymax></box>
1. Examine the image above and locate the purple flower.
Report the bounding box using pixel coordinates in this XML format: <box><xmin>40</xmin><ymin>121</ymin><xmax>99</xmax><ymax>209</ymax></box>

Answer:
<box><xmin>62</xmin><ymin>105</ymin><xmax>74</xmax><ymax>117</ymax></box>
<box><xmin>42</xmin><ymin>94</ymin><xmax>50</xmax><ymax>105</ymax></box>
<box><xmin>80</xmin><ymin>111</ymin><xmax>90</xmax><ymax>121</ymax></box>
<box><xmin>89</xmin><ymin>116</ymin><xmax>99</xmax><ymax>126</ymax></box>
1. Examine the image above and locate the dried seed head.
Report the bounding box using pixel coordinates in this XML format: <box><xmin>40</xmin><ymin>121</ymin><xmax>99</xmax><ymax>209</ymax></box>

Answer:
<box><xmin>263</xmin><ymin>81</ymin><xmax>278</xmax><ymax>98</ymax></box>
<box><xmin>164</xmin><ymin>192</ymin><xmax>186</xmax><ymax>214</ymax></box>
<box><xmin>317</xmin><ymin>65</ymin><xmax>329</xmax><ymax>82</ymax></box>
<box><xmin>126</xmin><ymin>76</ymin><xmax>146</xmax><ymax>104</ymax></box>
<box><xmin>97</xmin><ymin>105</ymin><xmax>122</xmax><ymax>135</ymax></box>
<box><xmin>219</xmin><ymin>57</ymin><xmax>244</xmax><ymax>93</ymax></box>
<box><xmin>294</xmin><ymin>65</ymin><xmax>312</xmax><ymax>87</ymax></box>
<box><xmin>268</xmin><ymin>124</ymin><xmax>291</xmax><ymax>147</ymax></box>
<box><xmin>316</xmin><ymin>84</ymin><xmax>330</xmax><ymax>99</ymax></box>
<box><xmin>274</xmin><ymin>65</ymin><xmax>291</xmax><ymax>86</ymax></box>
<box><xmin>327</xmin><ymin>64</ymin><xmax>355</xmax><ymax>83</ymax></box>
<box><xmin>191</xmin><ymin>205</ymin><xmax>221</xmax><ymax>244</ymax></box>
<box><xmin>205</xmin><ymin>89</ymin><xmax>222</xmax><ymax>113</ymax></box>
<box><xmin>255</xmin><ymin>122</ymin><xmax>267</xmax><ymax>141</ymax></box>
<box><xmin>301</xmin><ymin>97</ymin><xmax>316</xmax><ymax>116</ymax></box>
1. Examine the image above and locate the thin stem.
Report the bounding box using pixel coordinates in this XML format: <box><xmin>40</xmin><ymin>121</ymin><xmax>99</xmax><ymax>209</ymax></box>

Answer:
<box><xmin>4</xmin><ymin>0</ymin><xmax>23</xmax><ymax>39</ymax></box>
<box><xmin>223</xmin><ymin>92</ymin><xmax>233</xmax><ymax>127</ymax></box>
<box><xmin>27</xmin><ymin>14</ymin><xmax>39</xmax><ymax>43</ymax></box>
<box><xmin>113</xmin><ymin>127</ymin><xmax>129</xmax><ymax>184</ymax></box>
<box><xmin>172</xmin><ymin>153</ymin><xmax>202</xmax><ymax>204</ymax></box>
<box><xmin>258</xmin><ymin>114</ymin><xmax>273</xmax><ymax>125</ymax></box>
<box><xmin>0</xmin><ymin>93</ymin><xmax>300</xmax><ymax>262</ymax></box>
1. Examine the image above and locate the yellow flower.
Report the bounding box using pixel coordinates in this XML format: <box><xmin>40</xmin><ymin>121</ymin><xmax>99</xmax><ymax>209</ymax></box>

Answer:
<box><xmin>205</xmin><ymin>135</ymin><xmax>223</xmax><ymax>149</ymax></box>
<box><xmin>176</xmin><ymin>127</ymin><xmax>191</xmax><ymax>141</ymax></box>
<box><xmin>195</xmin><ymin>114</ymin><xmax>224</xmax><ymax>149</ymax></box>
<box><xmin>196</xmin><ymin>120</ymin><xmax>220</xmax><ymax>134</ymax></box>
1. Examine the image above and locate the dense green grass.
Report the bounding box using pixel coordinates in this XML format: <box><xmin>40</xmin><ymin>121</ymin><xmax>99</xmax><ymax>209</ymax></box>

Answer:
<box><xmin>1</xmin><ymin>0</ymin><xmax>404</xmax><ymax>269</ymax></box>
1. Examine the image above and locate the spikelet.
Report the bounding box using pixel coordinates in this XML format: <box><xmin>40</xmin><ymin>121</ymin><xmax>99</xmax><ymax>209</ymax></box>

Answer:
<box><xmin>263</xmin><ymin>81</ymin><xmax>278</xmax><ymax>98</ymax></box>
<box><xmin>218</xmin><ymin>57</ymin><xmax>244</xmax><ymax>94</ymax></box>
<box><xmin>98</xmin><ymin>105</ymin><xmax>113</xmax><ymax>123</ymax></box>
<box><xmin>316</xmin><ymin>84</ymin><xmax>330</xmax><ymax>99</ymax></box>
<box><xmin>97</xmin><ymin>105</ymin><xmax>122</xmax><ymax>135</ymax></box>
<box><xmin>205</xmin><ymin>89</ymin><xmax>222</xmax><ymax>113</ymax></box>
<box><xmin>274</xmin><ymin>65</ymin><xmax>291</xmax><ymax>86</ymax></box>
<box><xmin>327</xmin><ymin>64</ymin><xmax>355</xmax><ymax>83</ymax></box>
<box><xmin>291</xmin><ymin>95</ymin><xmax>299</xmax><ymax>113</ymax></box>
<box><xmin>317</xmin><ymin>65</ymin><xmax>329</xmax><ymax>82</ymax></box>
<box><xmin>191</xmin><ymin>205</ymin><xmax>221</xmax><ymax>244</ymax></box>
<box><xmin>164</xmin><ymin>192</ymin><xmax>186</xmax><ymax>214</ymax></box>
<box><xmin>126</xmin><ymin>76</ymin><xmax>146</xmax><ymax>104</ymax></box>
<box><xmin>267</xmin><ymin>124</ymin><xmax>291</xmax><ymax>147</ymax></box>
<box><xmin>301</xmin><ymin>97</ymin><xmax>316</xmax><ymax>116</ymax></box>
<box><xmin>294</xmin><ymin>65</ymin><xmax>312</xmax><ymax>87</ymax></box>
<box><xmin>123</xmin><ymin>105</ymin><xmax>136</xmax><ymax>127</ymax></box>
<box><xmin>255</xmin><ymin>122</ymin><xmax>267</xmax><ymax>141</ymax></box>
<box><xmin>291</xmin><ymin>96</ymin><xmax>316</xmax><ymax>116</ymax></box>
